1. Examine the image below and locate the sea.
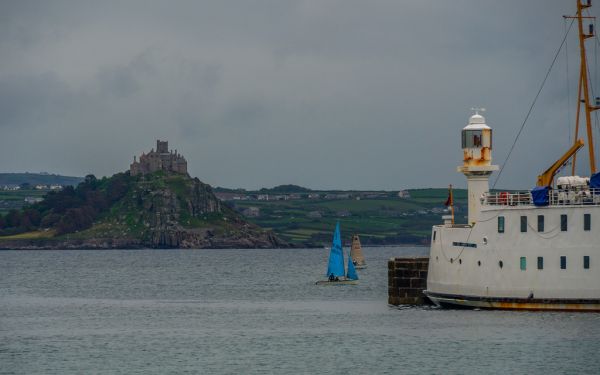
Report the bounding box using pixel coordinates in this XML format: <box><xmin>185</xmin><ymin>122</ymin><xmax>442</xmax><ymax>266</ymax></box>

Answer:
<box><xmin>1</xmin><ymin>246</ymin><xmax>600</xmax><ymax>375</ymax></box>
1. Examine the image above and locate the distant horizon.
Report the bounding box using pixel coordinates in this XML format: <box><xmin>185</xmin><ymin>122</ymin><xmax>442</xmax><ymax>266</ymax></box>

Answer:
<box><xmin>0</xmin><ymin>170</ymin><xmax>534</xmax><ymax>192</ymax></box>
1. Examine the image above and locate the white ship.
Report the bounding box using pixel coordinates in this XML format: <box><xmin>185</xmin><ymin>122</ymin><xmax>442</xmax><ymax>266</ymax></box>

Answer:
<box><xmin>425</xmin><ymin>0</ymin><xmax>600</xmax><ymax>311</ymax></box>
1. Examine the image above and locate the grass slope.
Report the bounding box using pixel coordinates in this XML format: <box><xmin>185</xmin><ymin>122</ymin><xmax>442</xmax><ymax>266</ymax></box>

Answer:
<box><xmin>229</xmin><ymin>188</ymin><xmax>467</xmax><ymax>246</ymax></box>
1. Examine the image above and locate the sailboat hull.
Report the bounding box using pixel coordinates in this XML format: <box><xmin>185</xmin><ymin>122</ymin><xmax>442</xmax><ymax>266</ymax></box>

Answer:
<box><xmin>315</xmin><ymin>280</ymin><xmax>358</xmax><ymax>285</ymax></box>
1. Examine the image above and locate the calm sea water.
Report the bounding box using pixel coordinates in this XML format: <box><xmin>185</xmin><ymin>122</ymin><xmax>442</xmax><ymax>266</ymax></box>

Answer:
<box><xmin>1</xmin><ymin>247</ymin><xmax>600</xmax><ymax>375</ymax></box>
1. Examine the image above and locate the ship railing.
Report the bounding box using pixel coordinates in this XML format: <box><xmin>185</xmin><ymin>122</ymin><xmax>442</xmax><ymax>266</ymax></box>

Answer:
<box><xmin>483</xmin><ymin>188</ymin><xmax>600</xmax><ymax>207</ymax></box>
<box><xmin>482</xmin><ymin>191</ymin><xmax>532</xmax><ymax>206</ymax></box>
<box><xmin>550</xmin><ymin>188</ymin><xmax>600</xmax><ymax>206</ymax></box>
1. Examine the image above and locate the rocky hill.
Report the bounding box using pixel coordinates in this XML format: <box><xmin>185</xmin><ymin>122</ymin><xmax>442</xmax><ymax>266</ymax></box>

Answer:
<box><xmin>0</xmin><ymin>171</ymin><xmax>285</xmax><ymax>249</ymax></box>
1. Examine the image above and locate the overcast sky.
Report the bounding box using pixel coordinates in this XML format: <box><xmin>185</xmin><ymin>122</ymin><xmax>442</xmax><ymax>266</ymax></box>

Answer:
<box><xmin>1</xmin><ymin>0</ymin><xmax>599</xmax><ymax>190</ymax></box>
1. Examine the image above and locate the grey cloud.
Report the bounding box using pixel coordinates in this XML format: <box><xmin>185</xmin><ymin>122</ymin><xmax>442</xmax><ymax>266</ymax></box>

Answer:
<box><xmin>0</xmin><ymin>73</ymin><xmax>73</xmax><ymax>129</ymax></box>
<box><xmin>0</xmin><ymin>0</ymin><xmax>596</xmax><ymax>190</ymax></box>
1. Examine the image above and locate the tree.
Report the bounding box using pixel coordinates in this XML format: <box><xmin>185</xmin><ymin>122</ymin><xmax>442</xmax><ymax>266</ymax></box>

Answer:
<box><xmin>4</xmin><ymin>210</ymin><xmax>21</xmax><ymax>228</ymax></box>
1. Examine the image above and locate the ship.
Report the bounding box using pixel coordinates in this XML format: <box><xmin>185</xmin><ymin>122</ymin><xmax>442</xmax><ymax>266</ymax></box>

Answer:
<box><xmin>424</xmin><ymin>0</ymin><xmax>600</xmax><ymax>311</ymax></box>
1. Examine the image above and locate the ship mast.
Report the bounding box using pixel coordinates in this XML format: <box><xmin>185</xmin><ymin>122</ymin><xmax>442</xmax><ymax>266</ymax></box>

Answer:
<box><xmin>568</xmin><ymin>0</ymin><xmax>598</xmax><ymax>174</ymax></box>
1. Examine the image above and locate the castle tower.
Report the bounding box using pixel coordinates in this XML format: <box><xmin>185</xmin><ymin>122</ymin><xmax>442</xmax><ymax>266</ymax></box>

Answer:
<box><xmin>157</xmin><ymin>140</ymin><xmax>169</xmax><ymax>154</ymax></box>
<box><xmin>457</xmin><ymin>109</ymin><xmax>499</xmax><ymax>224</ymax></box>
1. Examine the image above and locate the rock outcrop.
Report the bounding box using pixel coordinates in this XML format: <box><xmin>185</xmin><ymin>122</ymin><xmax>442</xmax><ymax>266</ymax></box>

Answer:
<box><xmin>0</xmin><ymin>172</ymin><xmax>287</xmax><ymax>249</ymax></box>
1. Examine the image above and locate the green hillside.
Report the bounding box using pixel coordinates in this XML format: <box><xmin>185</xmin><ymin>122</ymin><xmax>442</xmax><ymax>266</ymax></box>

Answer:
<box><xmin>0</xmin><ymin>173</ymin><xmax>83</xmax><ymax>186</ymax></box>
<box><xmin>0</xmin><ymin>172</ymin><xmax>282</xmax><ymax>249</ymax></box>
<box><xmin>226</xmin><ymin>188</ymin><xmax>467</xmax><ymax>246</ymax></box>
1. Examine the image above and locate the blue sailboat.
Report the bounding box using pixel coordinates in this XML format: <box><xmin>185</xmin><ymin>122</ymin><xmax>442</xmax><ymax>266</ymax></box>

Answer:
<box><xmin>316</xmin><ymin>222</ymin><xmax>359</xmax><ymax>285</ymax></box>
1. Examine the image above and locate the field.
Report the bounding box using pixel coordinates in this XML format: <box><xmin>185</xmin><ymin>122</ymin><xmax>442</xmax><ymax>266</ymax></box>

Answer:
<box><xmin>0</xmin><ymin>185</ymin><xmax>468</xmax><ymax>246</ymax></box>
<box><xmin>0</xmin><ymin>189</ymin><xmax>47</xmax><ymax>215</ymax></box>
<box><xmin>228</xmin><ymin>188</ymin><xmax>467</xmax><ymax>246</ymax></box>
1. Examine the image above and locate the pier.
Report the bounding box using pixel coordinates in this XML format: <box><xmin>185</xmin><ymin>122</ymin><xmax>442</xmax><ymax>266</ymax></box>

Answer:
<box><xmin>388</xmin><ymin>257</ymin><xmax>431</xmax><ymax>305</ymax></box>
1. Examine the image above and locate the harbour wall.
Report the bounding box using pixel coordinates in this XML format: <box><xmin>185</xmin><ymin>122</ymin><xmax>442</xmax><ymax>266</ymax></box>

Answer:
<box><xmin>388</xmin><ymin>257</ymin><xmax>431</xmax><ymax>305</ymax></box>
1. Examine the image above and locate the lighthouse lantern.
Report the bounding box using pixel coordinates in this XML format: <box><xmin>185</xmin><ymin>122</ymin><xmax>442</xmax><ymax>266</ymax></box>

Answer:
<box><xmin>457</xmin><ymin>110</ymin><xmax>499</xmax><ymax>224</ymax></box>
<box><xmin>461</xmin><ymin>112</ymin><xmax>493</xmax><ymax>167</ymax></box>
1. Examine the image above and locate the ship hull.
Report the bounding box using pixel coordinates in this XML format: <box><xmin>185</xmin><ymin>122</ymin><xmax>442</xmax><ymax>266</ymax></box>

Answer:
<box><xmin>426</xmin><ymin>205</ymin><xmax>600</xmax><ymax>311</ymax></box>
<box><xmin>425</xmin><ymin>291</ymin><xmax>600</xmax><ymax>311</ymax></box>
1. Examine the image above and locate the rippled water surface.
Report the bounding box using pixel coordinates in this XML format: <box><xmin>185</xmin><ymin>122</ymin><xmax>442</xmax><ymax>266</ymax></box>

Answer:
<box><xmin>2</xmin><ymin>247</ymin><xmax>600</xmax><ymax>374</ymax></box>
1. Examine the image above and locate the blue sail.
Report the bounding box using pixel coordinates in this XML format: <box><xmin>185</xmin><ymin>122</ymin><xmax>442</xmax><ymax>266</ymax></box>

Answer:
<box><xmin>346</xmin><ymin>250</ymin><xmax>359</xmax><ymax>280</ymax></box>
<box><xmin>326</xmin><ymin>222</ymin><xmax>345</xmax><ymax>277</ymax></box>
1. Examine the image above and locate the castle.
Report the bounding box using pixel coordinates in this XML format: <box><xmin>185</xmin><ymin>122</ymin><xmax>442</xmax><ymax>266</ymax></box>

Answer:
<box><xmin>130</xmin><ymin>140</ymin><xmax>188</xmax><ymax>176</ymax></box>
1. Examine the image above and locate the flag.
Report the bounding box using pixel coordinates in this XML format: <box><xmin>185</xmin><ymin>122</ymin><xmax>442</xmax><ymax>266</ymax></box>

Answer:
<box><xmin>444</xmin><ymin>185</ymin><xmax>453</xmax><ymax>206</ymax></box>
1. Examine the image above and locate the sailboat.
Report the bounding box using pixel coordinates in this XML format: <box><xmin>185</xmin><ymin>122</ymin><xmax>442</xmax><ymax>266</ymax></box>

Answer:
<box><xmin>315</xmin><ymin>222</ymin><xmax>359</xmax><ymax>285</ymax></box>
<box><xmin>350</xmin><ymin>234</ymin><xmax>367</xmax><ymax>269</ymax></box>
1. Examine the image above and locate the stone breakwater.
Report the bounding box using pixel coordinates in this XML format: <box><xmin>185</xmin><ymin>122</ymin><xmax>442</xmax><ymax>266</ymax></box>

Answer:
<box><xmin>388</xmin><ymin>257</ymin><xmax>431</xmax><ymax>305</ymax></box>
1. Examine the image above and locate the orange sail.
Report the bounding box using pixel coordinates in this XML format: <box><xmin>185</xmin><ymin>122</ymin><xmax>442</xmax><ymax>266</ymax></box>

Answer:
<box><xmin>350</xmin><ymin>234</ymin><xmax>367</xmax><ymax>269</ymax></box>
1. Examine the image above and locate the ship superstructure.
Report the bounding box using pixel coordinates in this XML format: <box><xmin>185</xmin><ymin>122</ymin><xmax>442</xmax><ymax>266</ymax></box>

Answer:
<box><xmin>424</xmin><ymin>0</ymin><xmax>600</xmax><ymax>311</ymax></box>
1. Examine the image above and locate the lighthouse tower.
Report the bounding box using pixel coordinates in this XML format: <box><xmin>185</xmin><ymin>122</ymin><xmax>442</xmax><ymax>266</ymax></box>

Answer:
<box><xmin>457</xmin><ymin>109</ymin><xmax>499</xmax><ymax>224</ymax></box>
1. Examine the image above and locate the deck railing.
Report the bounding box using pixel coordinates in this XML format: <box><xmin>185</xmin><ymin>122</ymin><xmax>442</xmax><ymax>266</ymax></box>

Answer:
<box><xmin>482</xmin><ymin>188</ymin><xmax>600</xmax><ymax>207</ymax></box>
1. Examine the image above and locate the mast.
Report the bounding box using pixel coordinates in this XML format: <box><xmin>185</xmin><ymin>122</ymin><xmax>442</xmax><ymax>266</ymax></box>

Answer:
<box><xmin>568</xmin><ymin>0</ymin><xmax>598</xmax><ymax>174</ymax></box>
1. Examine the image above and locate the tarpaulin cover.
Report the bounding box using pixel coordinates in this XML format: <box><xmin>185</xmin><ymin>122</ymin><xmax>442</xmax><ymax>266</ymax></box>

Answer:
<box><xmin>531</xmin><ymin>186</ymin><xmax>550</xmax><ymax>206</ymax></box>
<box><xmin>591</xmin><ymin>172</ymin><xmax>600</xmax><ymax>189</ymax></box>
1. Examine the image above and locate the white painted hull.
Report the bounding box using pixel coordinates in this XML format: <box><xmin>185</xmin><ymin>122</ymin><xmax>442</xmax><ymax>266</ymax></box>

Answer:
<box><xmin>426</xmin><ymin>204</ymin><xmax>600</xmax><ymax>311</ymax></box>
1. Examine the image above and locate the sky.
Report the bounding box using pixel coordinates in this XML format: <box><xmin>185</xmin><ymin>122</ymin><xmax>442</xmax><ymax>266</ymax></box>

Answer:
<box><xmin>1</xmin><ymin>0</ymin><xmax>599</xmax><ymax>190</ymax></box>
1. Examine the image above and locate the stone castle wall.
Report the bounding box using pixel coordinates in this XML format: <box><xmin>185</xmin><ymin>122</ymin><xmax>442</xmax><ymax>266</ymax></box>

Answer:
<box><xmin>130</xmin><ymin>140</ymin><xmax>188</xmax><ymax>176</ymax></box>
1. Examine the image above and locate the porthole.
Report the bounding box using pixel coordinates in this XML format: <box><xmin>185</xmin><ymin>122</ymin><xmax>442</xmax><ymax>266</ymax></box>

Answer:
<box><xmin>477</xmin><ymin>260</ymin><xmax>481</xmax><ymax>266</ymax></box>
<box><xmin>499</xmin><ymin>260</ymin><xmax>504</xmax><ymax>268</ymax></box>
<box><xmin>459</xmin><ymin>259</ymin><xmax>462</xmax><ymax>264</ymax></box>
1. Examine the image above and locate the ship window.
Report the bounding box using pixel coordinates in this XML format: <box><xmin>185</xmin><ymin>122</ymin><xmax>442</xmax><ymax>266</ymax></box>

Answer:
<box><xmin>499</xmin><ymin>260</ymin><xmax>503</xmax><ymax>268</ymax></box>
<box><xmin>537</xmin><ymin>215</ymin><xmax>544</xmax><ymax>232</ymax></box>
<box><xmin>561</xmin><ymin>214</ymin><xmax>568</xmax><ymax>231</ymax></box>
<box><xmin>584</xmin><ymin>213</ymin><xmax>591</xmax><ymax>231</ymax></box>
<box><xmin>433</xmin><ymin>231</ymin><xmax>436</xmax><ymax>241</ymax></box>
<box><xmin>584</xmin><ymin>256</ymin><xmax>590</xmax><ymax>269</ymax></box>
<box><xmin>560</xmin><ymin>256</ymin><xmax>566</xmax><ymax>270</ymax></box>
<box><xmin>520</xmin><ymin>257</ymin><xmax>526</xmax><ymax>271</ymax></box>
<box><xmin>520</xmin><ymin>216</ymin><xmax>527</xmax><ymax>232</ymax></box>
<box><xmin>498</xmin><ymin>216</ymin><xmax>505</xmax><ymax>233</ymax></box>
<box><xmin>537</xmin><ymin>257</ymin><xmax>544</xmax><ymax>270</ymax></box>
<box><xmin>462</xmin><ymin>130</ymin><xmax>483</xmax><ymax>148</ymax></box>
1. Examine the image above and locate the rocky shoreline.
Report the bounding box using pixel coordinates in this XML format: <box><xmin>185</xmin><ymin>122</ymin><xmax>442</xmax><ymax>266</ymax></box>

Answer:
<box><xmin>0</xmin><ymin>231</ymin><xmax>287</xmax><ymax>250</ymax></box>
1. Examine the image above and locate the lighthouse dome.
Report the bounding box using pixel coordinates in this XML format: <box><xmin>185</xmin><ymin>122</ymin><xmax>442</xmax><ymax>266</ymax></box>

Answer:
<box><xmin>469</xmin><ymin>113</ymin><xmax>485</xmax><ymax>124</ymax></box>
<box><xmin>464</xmin><ymin>113</ymin><xmax>491</xmax><ymax>130</ymax></box>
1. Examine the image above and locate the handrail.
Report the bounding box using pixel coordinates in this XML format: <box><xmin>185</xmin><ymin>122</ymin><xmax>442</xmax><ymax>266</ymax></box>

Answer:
<box><xmin>482</xmin><ymin>188</ymin><xmax>600</xmax><ymax>207</ymax></box>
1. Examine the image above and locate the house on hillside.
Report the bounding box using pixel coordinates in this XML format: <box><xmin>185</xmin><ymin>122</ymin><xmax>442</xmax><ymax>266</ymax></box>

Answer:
<box><xmin>242</xmin><ymin>207</ymin><xmax>260</xmax><ymax>217</ymax></box>
<box><xmin>307</xmin><ymin>211</ymin><xmax>323</xmax><ymax>218</ymax></box>
<box><xmin>398</xmin><ymin>190</ymin><xmax>411</xmax><ymax>198</ymax></box>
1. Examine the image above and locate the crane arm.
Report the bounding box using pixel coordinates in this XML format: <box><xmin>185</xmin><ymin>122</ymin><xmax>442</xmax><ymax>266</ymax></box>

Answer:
<box><xmin>536</xmin><ymin>139</ymin><xmax>585</xmax><ymax>186</ymax></box>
